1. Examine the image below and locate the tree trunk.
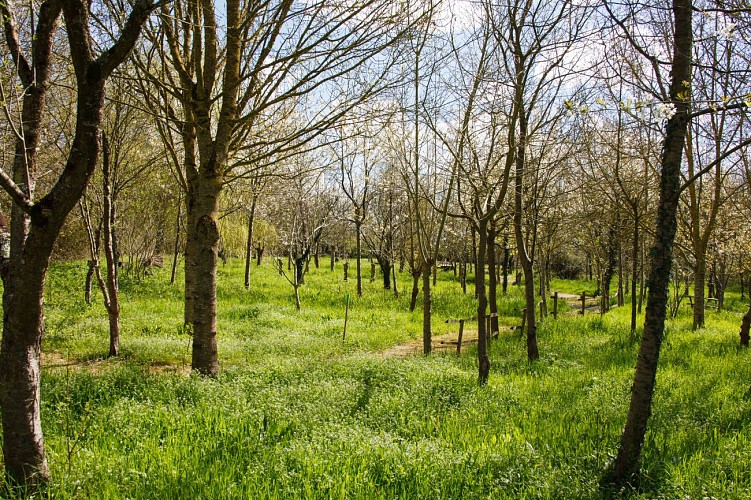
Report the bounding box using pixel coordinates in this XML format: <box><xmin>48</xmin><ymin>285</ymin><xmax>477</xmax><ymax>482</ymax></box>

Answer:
<box><xmin>740</xmin><ymin>301</ymin><xmax>751</xmax><ymax>347</ymax></box>
<box><xmin>378</xmin><ymin>257</ymin><xmax>392</xmax><ymax>289</ymax></box>
<box><xmin>610</xmin><ymin>0</ymin><xmax>692</xmax><ymax>486</ymax></box>
<box><xmin>170</xmin><ymin>192</ymin><xmax>182</xmax><ymax>285</ymax></box>
<box><xmin>487</xmin><ymin>224</ymin><xmax>499</xmax><ymax>336</ymax></box>
<box><xmin>184</xmin><ymin>189</ymin><xmax>197</xmax><ymax>326</ymax></box>
<box><xmin>244</xmin><ymin>197</ymin><xmax>257</xmax><ymax>289</ymax></box>
<box><xmin>502</xmin><ymin>233</ymin><xmax>509</xmax><ymax>294</ymax></box>
<box><xmin>85</xmin><ymin>260</ymin><xmax>95</xmax><ymax>304</ymax></box>
<box><xmin>330</xmin><ymin>247</ymin><xmax>336</xmax><ymax>271</ymax></box>
<box><xmin>538</xmin><ymin>251</ymin><xmax>548</xmax><ymax>318</ymax></box>
<box><xmin>295</xmin><ymin>256</ymin><xmax>306</xmax><ymax>286</ymax></box>
<box><xmin>477</xmin><ymin>220</ymin><xmax>490</xmax><ymax>384</ymax></box>
<box><xmin>513</xmin><ymin>107</ymin><xmax>538</xmax><ymax>361</ymax></box>
<box><xmin>392</xmin><ymin>260</ymin><xmax>398</xmax><ymax>298</ymax></box>
<box><xmin>630</xmin><ymin>213</ymin><xmax>639</xmax><ymax>332</ymax></box>
<box><xmin>461</xmin><ymin>260</ymin><xmax>467</xmax><ymax>294</ymax></box>
<box><xmin>422</xmin><ymin>260</ymin><xmax>433</xmax><ymax>355</ymax></box>
<box><xmin>101</xmin><ymin>134</ymin><xmax>121</xmax><ymax>358</ymax></box>
<box><xmin>256</xmin><ymin>245</ymin><xmax>264</xmax><ymax>266</ymax></box>
<box><xmin>638</xmin><ymin>239</ymin><xmax>646</xmax><ymax>313</ymax></box>
<box><xmin>617</xmin><ymin>245</ymin><xmax>624</xmax><ymax>307</ymax></box>
<box><xmin>602</xmin><ymin>224</ymin><xmax>617</xmax><ymax>315</ymax></box>
<box><xmin>740</xmin><ymin>271</ymin><xmax>745</xmax><ymax>300</ymax></box>
<box><xmin>471</xmin><ymin>227</ymin><xmax>479</xmax><ymax>298</ymax></box>
<box><xmin>410</xmin><ymin>267</ymin><xmax>420</xmax><ymax>312</ymax></box>
<box><xmin>355</xmin><ymin>222</ymin><xmax>363</xmax><ymax>296</ymax></box>
<box><xmin>2</xmin><ymin>259</ymin><xmax>50</xmax><ymax>488</ymax></box>
<box><xmin>693</xmin><ymin>254</ymin><xmax>707</xmax><ymax>329</ymax></box>
<box><xmin>188</xmin><ymin>177</ymin><xmax>222</xmax><ymax>377</ymax></box>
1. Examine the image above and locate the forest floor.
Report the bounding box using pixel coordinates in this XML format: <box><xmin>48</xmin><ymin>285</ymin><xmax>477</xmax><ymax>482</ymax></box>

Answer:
<box><xmin>378</xmin><ymin>329</ymin><xmax>481</xmax><ymax>357</ymax></box>
<box><xmin>5</xmin><ymin>259</ymin><xmax>749</xmax><ymax>499</ymax></box>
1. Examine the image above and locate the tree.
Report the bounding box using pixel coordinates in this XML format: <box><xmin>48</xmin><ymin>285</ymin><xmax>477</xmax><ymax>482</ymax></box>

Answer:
<box><xmin>273</xmin><ymin>164</ymin><xmax>336</xmax><ymax>310</ymax></box>
<box><xmin>0</xmin><ymin>0</ymin><xmax>156</xmax><ymax>488</ymax></box>
<box><xmin>487</xmin><ymin>0</ymin><xmax>585</xmax><ymax>361</ymax></box>
<box><xmin>142</xmin><ymin>0</ymin><xmax>423</xmax><ymax>376</ymax></box>
<box><xmin>431</xmin><ymin>10</ymin><xmax>508</xmax><ymax>382</ymax></box>
<box><xmin>333</xmin><ymin>120</ymin><xmax>377</xmax><ymax>297</ymax></box>
<box><xmin>682</xmin><ymin>10</ymin><xmax>748</xmax><ymax>329</ymax></box>
<box><xmin>606</xmin><ymin>0</ymin><xmax>694</xmax><ymax>487</ymax></box>
<box><xmin>392</xmin><ymin>0</ymin><xmax>455</xmax><ymax>354</ymax></box>
<box><xmin>363</xmin><ymin>164</ymin><xmax>405</xmax><ymax>292</ymax></box>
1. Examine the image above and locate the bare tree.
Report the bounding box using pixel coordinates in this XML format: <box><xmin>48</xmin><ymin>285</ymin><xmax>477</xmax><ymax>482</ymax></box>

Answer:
<box><xmin>487</xmin><ymin>0</ymin><xmax>586</xmax><ymax>361</ymax></box>
<box><xmin>273</xmin><ymin>165</ymin><xmax>336</xmax><ymax>310</ymax></box>
<box><xmin>138</xmin><ymin>0</ymin><xmax>423</xmax><ymax>376</ymax></box>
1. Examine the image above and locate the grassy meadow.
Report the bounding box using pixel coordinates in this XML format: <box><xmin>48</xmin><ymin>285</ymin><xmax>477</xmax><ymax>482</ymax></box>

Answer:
<box><xmin>2</xmin><ymin>258</ymin><xmax>751</xmax><ymax>498</ymax></box>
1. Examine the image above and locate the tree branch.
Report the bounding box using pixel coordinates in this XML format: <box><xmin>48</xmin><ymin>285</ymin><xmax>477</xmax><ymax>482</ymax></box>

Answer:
<box><xmin>97</xmin><ymin>0</ymin><xmax>159</xmax><ymax>78</ymax></box>
<box><xmin>681</xmin><ymin>136</ymin><xmax>751</xmax><ymax>193</ymax></box>
<box><xmin>0</xmin><ymin>170</ymin><xmax>34</xmax><ymax>214</ymax></box>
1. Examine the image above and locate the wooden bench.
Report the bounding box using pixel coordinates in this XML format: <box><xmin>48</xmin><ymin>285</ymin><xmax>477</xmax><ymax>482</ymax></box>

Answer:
<box><xmin>685</xmin><ymin>295</ymin><xmax>718</xmax><ymax>309</ymax></box>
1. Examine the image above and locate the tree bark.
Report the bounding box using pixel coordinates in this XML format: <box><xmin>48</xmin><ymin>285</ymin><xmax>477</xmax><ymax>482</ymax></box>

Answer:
<box><xmin>610</xmin><ymin>0</ymin><xmax>693</xmax><ymax>487</ymax></box>
<box><xmin>501</xmin><ymin>233</ymin><xmax>509</xmax><ymax>295</ymax></box>
<box><xmin>392</xmin><ymin>259</ymin><xmax>398</xmax><ymax>297</ymax></box>
<box><xmin>740</xmin><ymin>301</ymin><xmax>751</xmax><ymax>347</ymax></box>
<box><xmin>355</xmin><ymin>222</ymin><xmax>363</xmax><ymax>296</ymax></box>
<box><xmin>513</xmin><ymin>107</ymin><xmax>538</xmax><ymax>361</ymax></box>
<box><xmin>2</xmin><ymin>257</ymin><xmax>50</xmax><ymax>488</ymax></box>
<box><xmin>476</xmin><ymin>219</ymin><xmax>490</xmax><ymax>384</ymax></box>
<box><xmin>409</xmin><ymin>267</ymin><xmax>420</xmax><ymax>312</ymax></box>
<box><xmin>85</xmin><ymin>260</ymin><xmax>95</xmax><ymax>304</ymax></box>
<box><xmin>378</xmin><ymin>257</ymin><xmax>391</xmax><ymax>289</ymax></box>
<box><xmin>188</xmin><ymin>177</ymin><xmax>222</xmax><ymax>376</ymax></box>
<box><xmin>602</xmin><ymin>223</ymin><xmax>617</xmax><ymax>315</ymax></box>
<box><xmin>487</xmin><ymin>223</ymin><xmax>499</xmax><ymax>336</ymax></box>
<box><xmin>101</xmin><ymin>134</ymin><xmax>121</xmax><ymax>357</ymax></box>
<box><xmin>630</xmin><ymin>212</ymin><xmax>639</xmax><ymax>332</ymax></box>
<box><xmin>244</xmin><ymin>197</ymin><xmax>257</xmax><ymax>289</ymax></box>
<box><xmin>422</xmin><ymin>260</ymin><xmax>433</xmax><ymax>354</ymax></box>
<box><xmin>693</xmin><ymin>255</ymin><xmax>707</xmax><ymax>329</ymax></box>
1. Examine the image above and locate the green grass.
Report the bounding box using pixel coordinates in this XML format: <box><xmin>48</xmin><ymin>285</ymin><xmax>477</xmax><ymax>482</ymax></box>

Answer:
<box><xmin>2</xmin><ymin>258</ymin><xmax>751</xmax><ymax>498</ymax></box>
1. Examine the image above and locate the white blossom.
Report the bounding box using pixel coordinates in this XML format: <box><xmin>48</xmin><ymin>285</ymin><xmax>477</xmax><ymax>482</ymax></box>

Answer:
<box><xmin>655</xmin><ymin>102</ymin><xmax>676</xmax><ymax>120</ymax></box>
<box><xmin>718</xmin><ymin>22</ymin><xmax>736</xmax><ymax>40</ymax></box>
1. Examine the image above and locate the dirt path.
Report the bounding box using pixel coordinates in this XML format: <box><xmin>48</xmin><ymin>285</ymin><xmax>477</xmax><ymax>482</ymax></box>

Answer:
<box><xmin>42</xmin><ymin>351</ymin><xmax>191</xmax><ymax>376</ymax></box>
<box><xmin>377</xmin><ymin>328</ymin><xmax>489</xmax><ymax>358</ymax></box>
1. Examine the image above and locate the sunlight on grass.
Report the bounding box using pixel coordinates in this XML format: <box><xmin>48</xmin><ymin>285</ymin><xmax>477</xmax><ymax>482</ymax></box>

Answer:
<box><xmin>4</xmin><ymin>258</ymin><xmax>748</xmax><ymax>498</ymax></box>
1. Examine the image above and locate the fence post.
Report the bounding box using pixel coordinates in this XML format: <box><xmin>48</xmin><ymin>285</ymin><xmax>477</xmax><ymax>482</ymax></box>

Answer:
<box><xmin>553</xmin><ymin>291</ymin><xmax>558</xmax><ymax>319</ymax></box>
<box><xmin>580</xmin><ymin>292</ymin><xmax>586</xmax><ymax>316</ymax></box>
<box><xmin>457</xmin><ymin>320</ymin><xmax>464</xmax><ymax>355</ymax></box>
